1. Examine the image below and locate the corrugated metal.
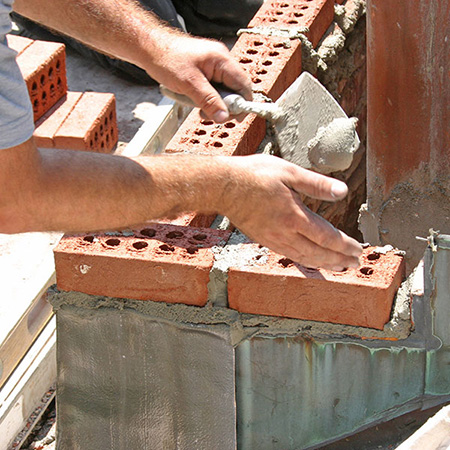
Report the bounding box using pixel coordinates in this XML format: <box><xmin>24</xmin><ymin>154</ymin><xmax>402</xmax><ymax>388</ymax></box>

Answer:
<box><xmin>236</xmin><ymin>338</ymin><xmax>425</xmax><ymax>450</ymax></box>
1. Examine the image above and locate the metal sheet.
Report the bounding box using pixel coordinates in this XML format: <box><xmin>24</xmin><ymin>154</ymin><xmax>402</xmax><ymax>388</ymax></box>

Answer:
<box><xmin>236</xmin><ymin>337</ymin><xmax>425</xmax><ymax>450</ymax></box>
<box><xmin>56</xmin><ymin>304</ymin><xmax>236</xmax><ymax>450</ymax></box>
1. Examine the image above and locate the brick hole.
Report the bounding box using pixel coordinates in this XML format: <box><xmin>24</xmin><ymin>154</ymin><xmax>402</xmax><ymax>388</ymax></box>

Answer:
<box><xmin>360</xmin><ymin>267</ymin><xmax>374</xmax><ymax>276</ymax></box>
<box><xmin>31</xmin><ymin>81</ymin><xmax>37</xmax><ymax>92</ymax></box>
<box><xmin>159</xmin><ymin>244</ymin><xmax>175</xmax><ymax>252</ymax></box>
<box><xmin>100</xmin><ymin>124</ymin><xmax>104</xmax><ymax>136</ymax></box>
<box><xmin>89</xmin><ymin>139</ymin><xmax>94</xmax><ymax>147</ymax></box>
<box><xmin>57</xmin><ymin>77</ymin><xmax>62</xmax><ymax>87</ymax></box>
<box><xmin>55</xmin><ymin>59</ymin><xmax>61</xmax><ymax>71</ymax></box>
<box><xmin>301</xmin><ymin>5</ymin><xmax>309</xmax><ymax>8</ymax></box>
<box><xmin>269</xmin><ymin>18</ymin><xmax>278</xmax><ymax>22</ymax></box>
<box><xmin>279</xmin><ymin>257</ymin><xmax>294</xmax><ymax>268</ymax></box>
<box><xmin>94</xmin><ymin>132</ymin><xmax>98</xmax><ymax>142</ymax></box>
<box><xmin>239</xmin><ymin>57</ymin><xmax>253</xmax><ymax>64</ymax></box>
<box><xmin>49</xmin><ymin>84</ymin><xmax>55</xmax><ymax>96</ymax></box>
<box><xmin>101</xmin><ymin>141</ymin><xmax>105</xmax><ymax>149</ymax></box>
<box><xmin>133</xmin><ymin>241</ymin><xmax>148</xmax><ymax>250</ymax></box>
<box><xmin>48</xmin><ymin>67</ymin><xmax>54</xmax><ymax>79</ymax></box>
<box><xmin>256</xmin><ymin>69</ymin><xmax>268</xmax><ymax>75</ymax></box>
<box><xmin>262</xmin><ymin>60</ymin><xmax>273</xmax><ymax>66</ymax></box>
<box><xmin>253</xmin><ymin>41</ymin><xmax>263</xmax><ymax>46</ymax></box>
<box><xmin>280</xmin><ymin>2</ymin><xmax>289</xmax><ymax>6</ymax></box>
<box><xmin>273</xmin><ymin>43</ymin><xmax>285</xmax><ymax>48</ymax></box>
<box><xmin>186</xmin><ymin>246</ymin><xmax>198</xmax><ymax>254</ymax></box>
<box><xmin>224</xmin><ymin>122</ymin><xmax>236</xmax><ymax>128</ymax></box>
<box><xmin>276</xmin><ymin>11</ymin><xmax>283</xmax><ymax>15</ymax></box>
<box><xmin>105</xmin><ymin>238</ymin><xmax>120</xmax><ymax>247</ymax></box>
<box><xmin>109</xmin><ymin>111</ymin><xmax>114</xmax><ymax>121</ymax></box>
<box><xmin>269</xmin><ymin>51</ymin><xmax>280</xmax><ymax>57</ymax></box>
<box><xmin>255</xmin><ymin>254</ymin><xmax>263</xmax><ymax>260</ymax></box>
<box><xmin>40</xmin><ymin>74</ymin><xmax>46</xmax><ymax>86</ymax></box>
<box><xmin>253</xmin><ymin>78</ymin><xmax>262</xmax><ymax>84</ymax></box>
<box><xmin>41</xmin><ymin>91</ymin><xmax>47</xmax><ymax>101</ymax></box>
<box><xmin>193</xmin><ymin>233</ymin><xmax>207</xmax><ymax>241</ymax></box>
<box><xmin>83</xmin><ymin>235</ymin><xmax>95</xmax><ymax>243</ymax></box>
<box><xmin>213</xmin><ymin>141</ymin><xmax>223</xmax><ymax>148</ymax></box>
<box><xmin>166</xmin><ymin>231</ymin><xmax>184</xmax><ymax>239</ymax></box>
<box><xmin>246</xmin><ymin>49</ymin><xmax>258</xmax><ymax>55</ymax></box>
<box><xmin>367</xmin><ymin>253</ymin><xmax>381</xmax><ymax>261</ymax></box>
<box><xmin>105</xmin><ymin>116</ymin><xmax>108</xmax><ymax>126</ymax></box>
<box><xmin>106</xmin><ymin>134</ymin><xmax>110</xmax><ymax>143</ymax></box>
<box><xmin>294</xmin><ymin>12</ymin><xmax>304</xmax><ymax>17</ymax></box>
<box><xmin>218</xmin><ymin>132</ymin><xmax>229</xmax><ymax>138</ymax></box>
<box><xmin>190</xmin><ymin>139</ymin><xmax>200</xmax><ymax>144</ymax></box>
<box><xmin>200</xmin><ymin>119</ymin><xmax>214</xmax><ymax>126</ymax></box>
<box><xmin>288</xmin><ymin>20</ymin><xmax>299</xmax><ymax>24</ymax></box>
<box><xmin>33</xmin><ymin>99</ymin><xmax>39</xmax><ymax>111</ymax></box>
<box><xmin>141</xmin><ymin>228</ymin><xmax>156</xmax><ymax>237</ymax></box>
<box><xmin>194</xmin><ymin>129</ymin><xmax>207</xmax><ymax>136</ymax></box>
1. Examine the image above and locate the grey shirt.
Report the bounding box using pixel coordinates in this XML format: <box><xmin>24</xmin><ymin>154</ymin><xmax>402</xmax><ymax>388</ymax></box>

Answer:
<box><xmin>0</xmin><ymin>0</ymin><xmax>34</xmax><ymax>149</ymax></box>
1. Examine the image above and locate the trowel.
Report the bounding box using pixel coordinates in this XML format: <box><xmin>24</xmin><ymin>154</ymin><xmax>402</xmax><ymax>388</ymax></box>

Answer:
<box><xmin>160</xmin><ymin>71</ymin><xmax>359</xmax><ymax>174</ymax></box>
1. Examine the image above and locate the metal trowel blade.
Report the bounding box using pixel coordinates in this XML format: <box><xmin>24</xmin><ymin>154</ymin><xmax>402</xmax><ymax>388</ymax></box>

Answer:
<box><xmin>273</xmin><ymin>72</ymin><xmax>360</xmax><ymax>174</ymax></box>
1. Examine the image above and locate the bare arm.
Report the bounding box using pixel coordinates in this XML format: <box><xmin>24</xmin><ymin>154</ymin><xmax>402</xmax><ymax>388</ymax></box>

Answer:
<box><xmin>0</xmin><ymin>139</ymin><xmax>361</xmax><ymax>270</ymax></box>
<box><xmin>13</xmin><ymin>0</ymin><xmax>252</xmax><ymax>122</ymax></box>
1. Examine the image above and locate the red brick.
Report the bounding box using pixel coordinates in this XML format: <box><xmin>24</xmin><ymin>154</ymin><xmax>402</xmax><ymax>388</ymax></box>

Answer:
<box><xmin>335</xmin><ymin>0</ymin><xmax>345</xmax><ymax>4</ymax></box>
<box><xmin>16</xmin><ymin>40</ymin><xmax>68</xmax><ymax>122</ymax></box>
<box><xmin>157</xmin><ymin>212</ymin><xmax>218</xmax><ymax>228</ymax></box>
<box><xmin>53</xmin><ymin>92</ymin><xmax>118</xmax><ymax>153</ymax></box>
<box><xmin>231</xmin><ymin>33</ymin><xmax>302</xmax><ymax>101</ymax></box>
<box><xmin>6</xmin><ymin>34</ymin><xmax>34</xmax><ymax>55</ymax></box>
<box><xmin>248</xmin><ymin>0</ymin><xmax>335</xmax><ymax>49</ymax></box>
<box><xmin>228</xmin><ymin>246</ymin><xmax>405</xmax><ymax>330</ymax></box>
<box><xmin>54</xmin><ymin>224</ymin><xmax>231</xmax><ymax>305</ymax></box>
<box><xmin>164</xmin><ymin>110</ymin><xmax>266</xmax><ymax>156</ymax></box>
<box><xmin>33</xmin><ymin>92</ymin><xmax>82</xmax><ymax>148</ymax></box>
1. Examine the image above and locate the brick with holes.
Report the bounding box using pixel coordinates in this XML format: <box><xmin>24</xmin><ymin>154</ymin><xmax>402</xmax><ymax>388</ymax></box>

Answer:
<box><xmin>164</xmin><ymin>109</ymin><xmax>265</xmax><ymax>156</ymax></box>
<box><xmin>231</xmin><ymin>33</ymin><xmax>302</xmax><ymax>101</ymax></box>
<box><xmin>248</xmin><ymin>0</ymin><xmax>335</xmax><ymax>49</ymax></box>
<box><xmin>52</xmin><ymin>92</ymin><xmax>118</xmax><ymax>152</ymax></box>
<box><xmin>6</xmin><ymin>34</ymin><xmax>34</xmax><ymax>55</ymax></box>
<box><xmin>228</xmin><ymin>246</ymin><xmax>406</xmax><ymax>329</ymax></box>
<box><xmin>54</xmin><ymin>224</ymin><xmax>231</xmax><ymax>305</ymax></box>
<box><xmin>15</xmin><ymin>39</ymin><xmax>68</xmax><ymax>122</ymax></box>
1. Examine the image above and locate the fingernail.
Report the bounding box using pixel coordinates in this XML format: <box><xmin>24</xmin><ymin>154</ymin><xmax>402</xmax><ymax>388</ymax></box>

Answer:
<box><xmin>213</xmin><ymin>110</ymin><xmax>229</xmax><ymax>123</ymax></box>
<box><xmin>331</xmin><ymin>181</ymin><xmax>348</xmax><ymax>199</ymax></box>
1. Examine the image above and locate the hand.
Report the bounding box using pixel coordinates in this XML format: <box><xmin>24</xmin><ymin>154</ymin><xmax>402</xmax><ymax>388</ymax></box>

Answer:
<box><xmin>223</xmin><ymin>154</ymin><xmax>363</xmax><ymax>271</ymax></box>
<box><xmin>142</xmin><ymin>33</ymin><xmax>252</xmax><ymax>123</ymax></box>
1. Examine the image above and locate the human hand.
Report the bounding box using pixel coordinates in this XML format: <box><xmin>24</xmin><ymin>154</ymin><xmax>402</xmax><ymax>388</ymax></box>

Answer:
<box><xmin>142</xmin><ymin>32</ymin><xmax>252</xmax><ymax>123</ymax></box>
<box><xmin>222</xmin><ymin>154</ymin><xmax>363</xmax><ymax>271</ymax></box>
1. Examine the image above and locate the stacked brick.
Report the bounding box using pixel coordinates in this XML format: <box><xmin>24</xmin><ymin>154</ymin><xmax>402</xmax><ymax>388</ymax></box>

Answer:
<box><xmin>53</xmin><ymin>1</ymin><xmax>397</xmax><ymax>331</ymax></box>
<box><xmin>8</xmin><ymin>34</ymin><xmax>118</xmax><ymax>153</ymax></box>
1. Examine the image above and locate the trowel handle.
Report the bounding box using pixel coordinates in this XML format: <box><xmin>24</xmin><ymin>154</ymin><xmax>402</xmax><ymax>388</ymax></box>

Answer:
<box><xmin>159</xmin><ymin>85</ymin><xmax>278</xmax><ymax>119</ymax></box>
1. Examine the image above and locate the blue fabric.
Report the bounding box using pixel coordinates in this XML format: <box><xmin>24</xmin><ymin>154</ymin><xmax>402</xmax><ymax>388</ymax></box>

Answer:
<box><xmin>0</xmin><ymin>0</ymin><xmax>34</xmax><ymax>149</ymax></box>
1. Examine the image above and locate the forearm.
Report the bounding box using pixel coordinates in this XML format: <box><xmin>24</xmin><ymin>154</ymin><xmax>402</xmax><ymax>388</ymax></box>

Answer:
<box><xmin>13</xmin><ymin>0</ymin><xmax>175</xmax><ymax>71</ymax></box>
<box><xmin>0</xmin><ymin>139</ymin><xmax>231</xmax><ymax>233</ymax></box>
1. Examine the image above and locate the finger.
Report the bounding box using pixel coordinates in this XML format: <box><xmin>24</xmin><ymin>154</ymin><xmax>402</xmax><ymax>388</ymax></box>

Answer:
<box><xmin>266</xmin><ymin>232</ymin><xmax>360</xmax><ymax>271</ymax></box>
<box><xmin>214</xmin><ymin>57</ymin><xmax>253</xmax><ymax>101</ymax></box>
<box><xmin>293</xmin><ymin>202</ymin><xmax>363</xmax><ymax>258</ymax></box>
<box><xmin>182</xmin><ymin>71</ymin><xmax>231</xmax><ymax>123</ymax></box>
<box><xmin>286</xmin><ymin>165</ymin><xmax>349</xmax><ymax>201</ymax></box>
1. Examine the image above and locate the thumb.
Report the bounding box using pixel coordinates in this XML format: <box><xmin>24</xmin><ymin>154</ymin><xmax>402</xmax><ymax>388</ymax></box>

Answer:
<box><xmin>183</xmin><ymin>73</ymin><xmax>230</xmax><ymax>123</ymax></box>
<box><xmin>289</xmin><ymin>165</ymin><xmax>349</xmax><ymax>201</ymax></box>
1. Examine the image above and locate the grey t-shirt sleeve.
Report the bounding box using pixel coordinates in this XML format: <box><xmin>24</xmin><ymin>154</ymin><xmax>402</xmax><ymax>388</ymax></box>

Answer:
<box><xmin>0</xmin><ymin>0</ymin><xmax>34</xmax><ymax>149</ymax></box>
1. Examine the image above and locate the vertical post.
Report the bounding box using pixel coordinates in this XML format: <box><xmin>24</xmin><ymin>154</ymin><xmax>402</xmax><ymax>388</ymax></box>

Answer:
<box><xmin>361</xmin><ymin>0</ymin><xmax>450</xmax><ymax>270</ymax></box>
